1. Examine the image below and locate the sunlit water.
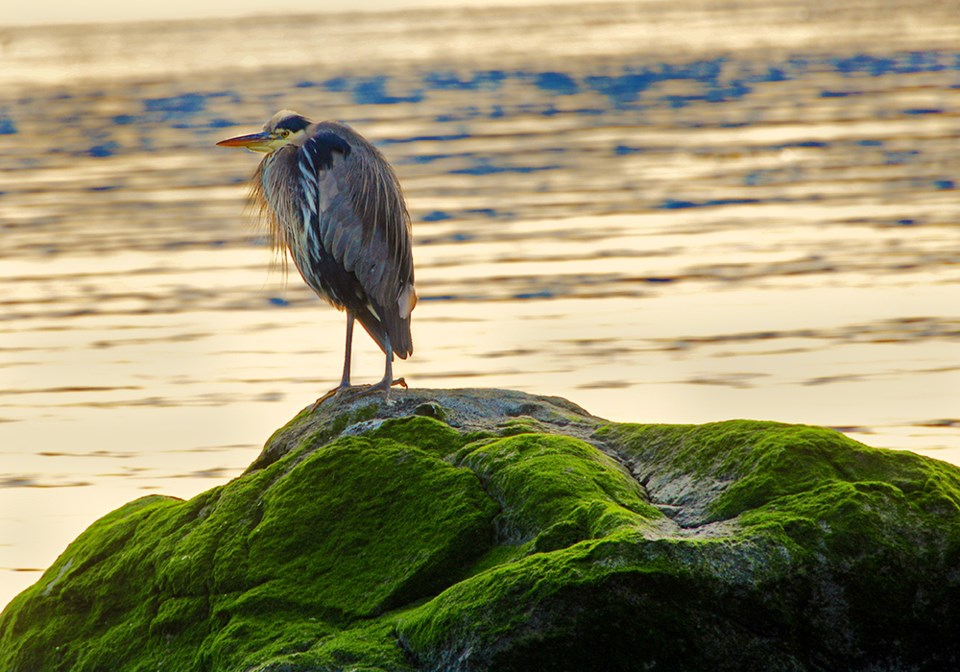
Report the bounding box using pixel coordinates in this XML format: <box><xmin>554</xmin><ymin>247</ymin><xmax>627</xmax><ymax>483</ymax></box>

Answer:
<box><xmin>1</xmin><ymin>1</ymin><xmax>959</xmax><ymax>610</ymax></box>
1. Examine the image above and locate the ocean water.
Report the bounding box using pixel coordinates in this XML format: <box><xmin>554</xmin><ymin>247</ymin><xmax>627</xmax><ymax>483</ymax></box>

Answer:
<box><xmin>1</xmin><ymin>1</ymin><xmax>959</xmax><ymax>610</ymax></box>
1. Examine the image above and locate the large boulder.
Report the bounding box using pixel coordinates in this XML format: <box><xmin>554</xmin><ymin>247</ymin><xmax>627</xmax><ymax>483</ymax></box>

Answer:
<box><xmin>2</xmin><ymin>388</ymin><xmax>958</xmax><ymax>671</ymax></box>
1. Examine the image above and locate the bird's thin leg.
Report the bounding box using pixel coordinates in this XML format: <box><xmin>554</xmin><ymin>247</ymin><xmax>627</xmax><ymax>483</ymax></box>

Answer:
<box><xmin>313</xmin><ymin>323</ymin><xmax>406</xmax><ymax>409</ymax></box>
<box><xmin>357</xmin><ymin>333</ymin><xmax>407</xmax><ymax>399</ymax></box>
<box><xmin>380</xmin><ymin>336</ymin><xmax>393</xmax><ymax>389</ymax></box>
<box><xmin>339</xmin><ymin>311</ymin><xmax>355</xmax><ymax>390</ymax></box>
<box><xmin>312</xmin><ymin>312</ymin><xmax>356</xmax><ymax>408</ymax></box>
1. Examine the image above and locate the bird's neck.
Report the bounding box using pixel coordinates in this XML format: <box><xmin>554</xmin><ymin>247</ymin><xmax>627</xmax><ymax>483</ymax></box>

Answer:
<box><xmin>255</xmin><ymin>148</ymin><xmax>302</xmax><ymax>255</ymax></box>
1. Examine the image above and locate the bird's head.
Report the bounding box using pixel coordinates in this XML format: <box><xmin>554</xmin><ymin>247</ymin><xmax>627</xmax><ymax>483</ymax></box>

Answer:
<box><xmin>216</xmin><ymin>110</ymin><xmax>312</xmax><ymax>153</ymax></box>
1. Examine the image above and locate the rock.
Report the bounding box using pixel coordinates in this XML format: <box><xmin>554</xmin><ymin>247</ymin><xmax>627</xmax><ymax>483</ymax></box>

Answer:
<box><xmin>1</xmin><ymin>388</ymin><xmax>959</xmax><ymax>671</ymax></box>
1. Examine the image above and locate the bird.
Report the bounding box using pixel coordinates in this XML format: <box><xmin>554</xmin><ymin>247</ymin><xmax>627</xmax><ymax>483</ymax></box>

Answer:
<box><xmin>217</xmin><ymin>110</ymin><xmax>416</xmax><ymax>403</ymax></box>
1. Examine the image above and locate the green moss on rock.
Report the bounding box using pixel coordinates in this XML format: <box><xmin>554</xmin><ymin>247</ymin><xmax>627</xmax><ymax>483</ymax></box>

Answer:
<box><xmin>2</xmin><ymin>389</ymin><xmax>960</xmax><ymax>671</ymax></box>
<box><xmin>366</xmin><ymin>415</ymin><xmax>465</xmax><ymax>458</ymax></box>
<box><xmin>597</xmin><ymin>420</ymin><xmax>960</xmax><ymax>523</ymax></box>
<box><xmin>455</xmin><ymin>433</ymin><xmax>662</xmax><ymax>547</ymax></box>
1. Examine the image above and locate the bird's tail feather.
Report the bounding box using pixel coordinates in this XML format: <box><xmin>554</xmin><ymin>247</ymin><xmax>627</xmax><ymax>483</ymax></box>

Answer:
<box><xmin>355</xmin><ymin>304</ymin><xmax>413</xmax><ymax>360</ymax></box>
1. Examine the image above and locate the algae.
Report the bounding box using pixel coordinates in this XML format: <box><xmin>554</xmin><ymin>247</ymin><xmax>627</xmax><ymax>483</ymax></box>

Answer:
<box><xmin>2</xmin><ymin>389</ymin><xmax>959</xmax><ymax>671</ymax></box>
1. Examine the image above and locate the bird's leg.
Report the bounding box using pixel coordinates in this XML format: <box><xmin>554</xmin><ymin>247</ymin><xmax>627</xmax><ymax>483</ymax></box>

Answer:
<box><xmin>312</xmin><ymin>312</ymin><xmax>356</xmax><ymax>409</ymax></box>
<box><xmin>338</xmin><ymin>311</ymin><xmax>355</xmax><ymax>390</ymax></box>
<box><xmin>354</xmin><ymin>333</ymin><xmax>407</xmax><ymax>401</ymax></box>
<box><xmin>312</xmin><ymin>324</ymin><xmax>406</xmax><ymax>409</ymax></box>
<box><xmin>376</xmin><ymin>333</ymin><xmax>408</xmax><ymax>392</ymax></box>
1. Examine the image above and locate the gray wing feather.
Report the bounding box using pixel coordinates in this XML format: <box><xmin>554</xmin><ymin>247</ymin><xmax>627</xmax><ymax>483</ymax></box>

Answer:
<box><xmin>298</xmin><ymin>123</ymin><xmax>414</xmax><ymax>355</ymax></box>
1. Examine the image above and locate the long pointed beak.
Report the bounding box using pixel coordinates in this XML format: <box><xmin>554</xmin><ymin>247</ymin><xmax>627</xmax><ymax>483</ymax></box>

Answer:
<box><xmin>216</xmin><ymin>130</ymin><xmax>272</xmax><ymax>151</ymax></box>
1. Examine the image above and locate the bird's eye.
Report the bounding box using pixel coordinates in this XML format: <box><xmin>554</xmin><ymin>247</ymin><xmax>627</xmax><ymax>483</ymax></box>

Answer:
<box><xmin>277</xmin><ymin>129</ymin><xmax>290</xmax><ymax>138</ymax></box>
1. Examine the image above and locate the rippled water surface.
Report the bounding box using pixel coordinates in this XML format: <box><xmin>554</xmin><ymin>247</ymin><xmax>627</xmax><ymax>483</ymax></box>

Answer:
<box><xmin>1</xmin><ymin>1</ymin><xmax>959</xmax><ymax>609</ymax></box>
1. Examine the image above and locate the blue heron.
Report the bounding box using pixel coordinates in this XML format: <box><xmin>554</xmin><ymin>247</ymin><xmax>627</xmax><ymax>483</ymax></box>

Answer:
<box><xmin>218</xmin><ymin>110</ymin><xmax>416</xmax><ymax>402</ymax></box>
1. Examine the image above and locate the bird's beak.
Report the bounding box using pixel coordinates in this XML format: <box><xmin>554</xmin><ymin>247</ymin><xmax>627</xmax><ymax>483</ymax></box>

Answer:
<box><xmin>216</xmin><ymin>131</ymin><xmax>274</xmax><ymax>153</ymax></box>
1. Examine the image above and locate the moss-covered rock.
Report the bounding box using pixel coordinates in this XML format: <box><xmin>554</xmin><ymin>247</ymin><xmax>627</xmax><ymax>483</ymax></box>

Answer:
<box><xmin>2</xmin><ymin>389</ymin><xmax>959</xmax><ymax>671</ymax></box>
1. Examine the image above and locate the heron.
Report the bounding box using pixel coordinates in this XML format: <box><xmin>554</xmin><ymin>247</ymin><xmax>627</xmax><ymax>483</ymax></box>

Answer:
<box><xmin>217</xmin><ymin>110</ymin><xmax>416</xmax><ymax>403</ymax></box>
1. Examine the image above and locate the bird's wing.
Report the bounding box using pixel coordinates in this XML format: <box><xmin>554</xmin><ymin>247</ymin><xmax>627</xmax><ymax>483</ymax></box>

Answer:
<box><xmin>297</xmin><ymin>127</ymin><xmax>415</xmax><ymax>337</ymax></box>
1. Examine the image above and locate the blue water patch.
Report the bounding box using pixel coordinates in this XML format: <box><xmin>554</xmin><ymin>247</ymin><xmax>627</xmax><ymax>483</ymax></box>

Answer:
<box><xmin>831</xmin><ymin>51</ymin><xmax>947</xmax><ymax>77</ymax></box>
<box><xmin>702</xmin><ymin>89</ymin><xmax>725</xmax><ymax>103</ymax></box>
<box><xmin>660</xmin><ymin>199</ymin><xmax>698</xmax><ymax>210</ymax></box>
<box><xmin>896</xmin><ymin>218</ymin><xmax>917</xmax><ymax>226</ymax></box>
<box><xmin>87</xmin><ymin>185</ymin><xmax>118</xmax><ymax>192</ymax></box>
<box><xmin>885</xmin><ymin>150</ymin><xmax>919</xmax><ymax>165</ymax></box>
<box><xmin>208</xmin><ymin>118</ymin><xmax>238</xmax><ymax>128</ymax></box>
<box><xmin>268</xmin><ymin>297</ymin><xmax>289</xmax><ymax>307</ymax></box>
<box><xmin>417</xmin><ymin>232</ymin><xmax>473</xmax><ymax>246</ymax></box>
<box><xmin>323</xmin><ymin>77</ymin><xmax>350</xmax><ymax>93</ymax></box>
<box><xmin>856</xmin><ymin>139</ymin><xmax>884</xmax><ymax>147</ymax></box>
<box><xmin>585</xmin><ymin>71</ymin><xmax>656</xmax><ymax>106</ymax></box>
<box><xmin>88</xmin><ymin>142</ymin><xmax>119</xmax><ymax>158</ymax></box>
<box><xmin>466</xmin><ymin>208</ymin><xmax>498</xmax><ymax>218</ymax></box>
<box><xmin>405</xmin><ymin>153</ymin><xmax>457</xmax><ymax>164</ymax></box>
<box><xmin>820</xmin><ymin>90</ymin><xmax>861</xmax><ymax>98</ymax></box>
<box><xmin>422</xmin><ymin>210</ymin><xmax>453</xmax><ymax>222</ymax></box>
<box><xmin>785</xmin><ymin>57</ymin><xmax>810</xmax><ymax>75</ymax></box>
<box><xmin>533</xmin><ymin>72</ymin><xmax>578</xmax><ymax>95</ymax></box>
<box><xmin>144</xmin><ymin>93</ymin><xmax>205</xmax><ymax>113</ymax></box>
<box><xmin>423</xmin><ymin>70</ymin><xmax>506</xmax><ymax>91</ymax></box>
<box><xmin>659</xmin><ymin>197</ymin><xmax>761</xmax><ymax>210</ymax></box>
<box><xmin>902</xmin><ymin>108</ymin><xmax>943</xmax><ymax>115</ymax></box>
<box><xmin>206</xmin><ymin>91</ymin><xmax>242</xmax><ymax>104</ymax></box>
<box><xmin>832</xmin><ymin>54</ymin><xmax>896</xmax><ymax>77</ymax></box>
<box><xmin>775</xmin><ymin>140</ymin><xmax>829</xmax><ymax>149</ymax></box>
<box><xmin>113</xmin><ymin>114</ymin><xmax>139</xmax><ymax>125</ymax></box>
<box><xmin>514</xmin><ymin>290</ymin><xmax>554</xmax><ymax>300</ymax></box>
<box><xmin>614</xmin><ymin>145</ymin><xmax>643</xmax><ymax>156</ymax></box>
<box><xmin>757</xmin><ymin>66</ymin><xmax>789</xmax><ymax>83</ymax></box>
<box><xmin>672</xmin><ymin>58</ymin><xmax>727</xmax><ymax>83</ymax></box>
<box><xmin>419</xmin><ymin>294</ymin><xmax>458</xmax><ymax>302</ymax></box>
<box><xmin>435</xmin><ymin>107</ymin><xmax>481</xmax><ymax>123</ymax></box>
<box><xmin>896</xmin><ymin>51</ymin><xmax>946</xmax><ymax>74</ymax></box>
<box><xmin>711</xmin><ymin>198</ymin><xmax>761</xmax><ymax>207</ymax></box>
<box><xmin>660</xmin><ymin>96</ymin><xmax>686</xmax><ymax>109</ymax></box>
<box><xmin>351</xmin><ymin>76</ymin><xmax>424</xmax><ymax>105</ymax></box>
<box><xmin>0</xmin><ymin>116</ymin><xmax>17</xmax><ymax>135</ymax></box>
<box><xmin>580</xmin><ymin>57</ymin><xmax>743</xmax><ymax>107</ymax></box>
<box><xmin>450</xmin><ymin>162</ymin><xmax>559</xmax><ymax>176</ymax></box>
<box><xmin>644</xmin><ymin>277</ymin><xmax>674</xmax><ymax>284</ymax></box>
<box><xmin>705</xmin><ymin>81</ymin><xmax>752</xmax><ymax>103</ymax></box>
<box><xmin>381</xmin><ymin>133</ymin><xmax>471</xmax><ymax>145</ymax></box>
<box><xmin>934</xmin><ymin>179</ymin><xmax>955</xmax><ymax>190</ymax></box>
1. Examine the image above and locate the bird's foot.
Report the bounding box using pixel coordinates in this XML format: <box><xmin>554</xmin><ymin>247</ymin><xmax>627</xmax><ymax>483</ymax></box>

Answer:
<box><xmin>310</xmin><ymin>378</ymin><xmax>407</xmax><ymax>410</ymax></box>
<box><xmin>352</xmin><ymin>377</ymin><xmax>407</xmax><ymax>402</ymax></box>
<box><xmin>310</xmin><ymin>384</ymin><xmax>354</xmax><ymax>410</ymax></box>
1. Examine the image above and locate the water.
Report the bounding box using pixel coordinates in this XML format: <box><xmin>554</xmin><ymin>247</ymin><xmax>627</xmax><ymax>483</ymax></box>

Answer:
<box><xmin>1</xmin><ymin>1</ymin><xmax>959</xmax><ymax>610</ymax></box>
